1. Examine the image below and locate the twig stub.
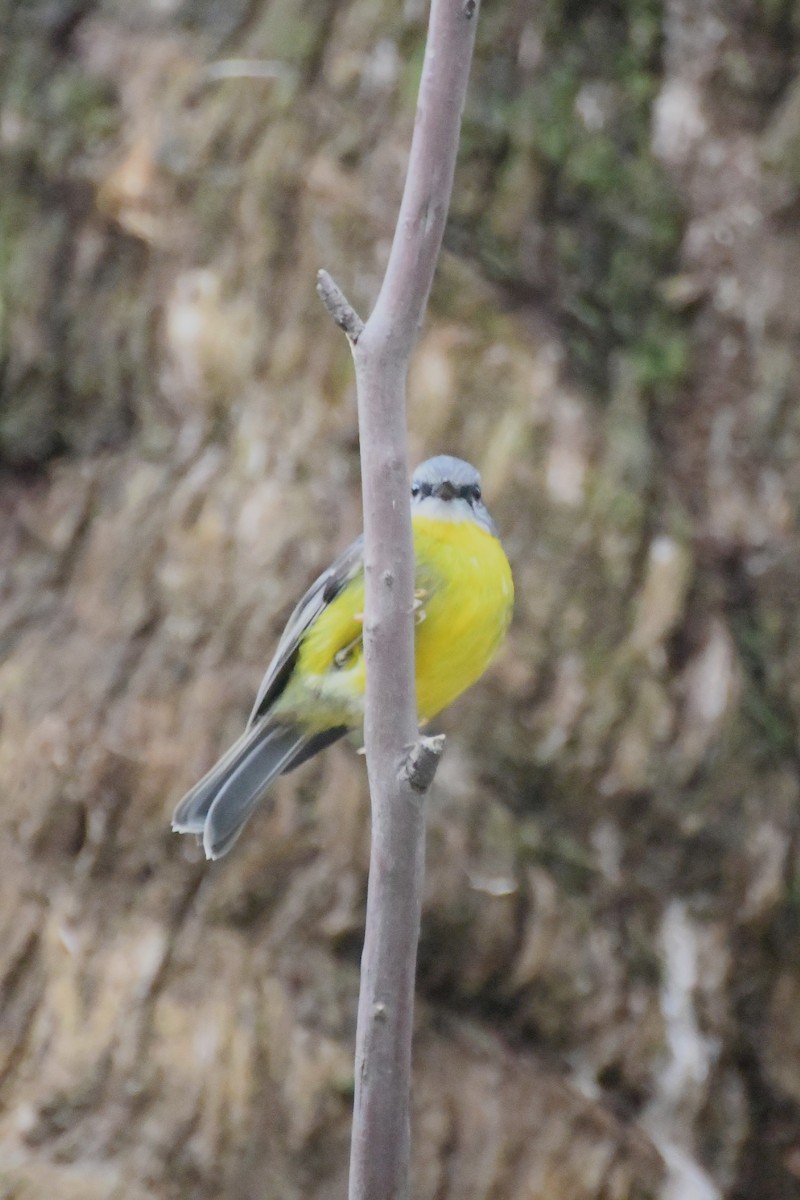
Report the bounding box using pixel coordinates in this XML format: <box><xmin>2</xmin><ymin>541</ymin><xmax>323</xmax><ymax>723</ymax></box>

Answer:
<box><xmin>316</xmin><ymin>269</ymin><xmax>365</xmax><ymax>342</ymax></box>
<box><xmin>402</xmin><ymin>734</ymin><xmax>446</xmax><ymax>793</ymax></box>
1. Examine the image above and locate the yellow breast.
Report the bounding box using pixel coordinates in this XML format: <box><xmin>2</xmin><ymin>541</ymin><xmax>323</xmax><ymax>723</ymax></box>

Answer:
<box><xmin>284</xmin><ymin>513</ymin><xmax>513</xmax><ymax>728</ymax></box>
<box><xmin>411</xmin><ymin>514</ymin><xmax>514</xmax><ymax>720</ymax></box>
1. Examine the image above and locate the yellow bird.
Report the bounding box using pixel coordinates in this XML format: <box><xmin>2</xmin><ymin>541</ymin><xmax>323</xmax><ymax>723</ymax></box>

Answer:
<box><xmin>172</xmin><ymin>455</ymin><xmax>514</xmax><ymax>858</ymax></box>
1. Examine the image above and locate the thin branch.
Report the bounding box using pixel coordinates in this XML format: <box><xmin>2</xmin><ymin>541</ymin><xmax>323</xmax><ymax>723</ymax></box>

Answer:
<box><xmin>403</xmin><ymin>733</ymin><xmax>447</xmax><ymax>792</ymax></box>
<box><xmin>316</xmin><ymin>270</ymin><xmax>364</xmax><ymax>342</ymax></box>
<box><xmin>318</xmin><ymin>2</ymin><xmax>480</xmax><ymax>1197</ymax></box>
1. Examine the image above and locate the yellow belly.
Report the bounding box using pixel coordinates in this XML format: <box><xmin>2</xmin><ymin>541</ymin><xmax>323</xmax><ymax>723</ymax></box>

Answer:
<box><xmin>412</xmin><ymin>516</ymin><xmax>514</xmax><ymax>719</ymax></box>
<box><xmin>280</xmin><ymin>514</ymin><xmax>514</xmax><ymax>728</ymax></box>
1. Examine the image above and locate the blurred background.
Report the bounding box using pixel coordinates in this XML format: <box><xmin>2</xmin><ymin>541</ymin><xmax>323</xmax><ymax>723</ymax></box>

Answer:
<box><xmin>2</xmin><ymin>0</ymin><xmax>800</xmax><ymax>1197</ymax></box>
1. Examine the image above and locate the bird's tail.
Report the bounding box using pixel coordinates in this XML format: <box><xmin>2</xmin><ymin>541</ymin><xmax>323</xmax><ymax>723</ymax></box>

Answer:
<box><xmin>172</xmin><ymin>722</ymin><xmax>308</xmax><ymax>859</ymax></box>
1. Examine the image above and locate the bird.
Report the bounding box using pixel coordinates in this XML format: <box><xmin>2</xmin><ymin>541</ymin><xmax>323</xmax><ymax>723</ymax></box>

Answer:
<box><xmin>172</xmin><ymin>454</ymin><xmax>514</xmax><ymax>859</ymax></box>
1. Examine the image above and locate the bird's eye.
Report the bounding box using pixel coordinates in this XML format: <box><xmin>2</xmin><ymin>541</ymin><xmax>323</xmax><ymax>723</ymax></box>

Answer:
<box><xmin>411</xmin><ymin>483</ymin><xmax>420</xmax><ymax>497</ymax></box>
<box><xmin>472</xmin><ymin>485</ymin><xmax>482</xmax><ymax>502</ymax></box>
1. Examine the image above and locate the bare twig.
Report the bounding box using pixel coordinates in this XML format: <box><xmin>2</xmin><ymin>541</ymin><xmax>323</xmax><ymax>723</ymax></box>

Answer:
<box><xmin>316</xmin><ymin>270</ymin><xmax>364</xmax><ymax>342</ymax></box>
<box><xmin>403</xmin><ymin>734</ymin><xmax>447</xmax><ymax>792</ymax></box>
<box><xmin>318</xmin><ymin>1</ymin><xmax>480</xmax><ymax>1197</ymax></box>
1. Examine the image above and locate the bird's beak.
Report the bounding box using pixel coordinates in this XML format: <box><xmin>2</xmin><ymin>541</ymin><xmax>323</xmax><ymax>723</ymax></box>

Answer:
<box><xmin>434</xmin><ymin>481</ymin><xmax>458</xmax><ymax>501</ymax></box>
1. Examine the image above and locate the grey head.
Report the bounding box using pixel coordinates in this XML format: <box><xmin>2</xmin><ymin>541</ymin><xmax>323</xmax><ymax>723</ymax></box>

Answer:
<box><xmin>411</xmin><ymin>454</ymin><xmax>498</xmax><ymax>536</ymax></box>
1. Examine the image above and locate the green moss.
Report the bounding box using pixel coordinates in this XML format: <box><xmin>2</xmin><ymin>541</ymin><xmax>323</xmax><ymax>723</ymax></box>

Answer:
<box><xmin>630</xmin><ymin>321</ymin><xmax>689</xmax><ymax>388</ymax></box>
<box><xmin>752</xmin><ymin>0</ymin><xmax>800</xmax><ymax>34</ymax></box>
<box><xmin>731</xmin><ymin>611</ymin><xmax>797</xmax><ymax>758</ymax></box>
<box><xmin>247</xmin><ymin>0</ymin><xmax>329</xmax><ymax>69</ymax></box>
<box><xmin>47</xmin><ymin>71</ymin><xmax>119</xmax><ymax>141</ymax></box>
<box><xmin>787</xmin><ymin>863</ymin><xmax>800</xmax><ymax>918</ymax></box>
<box><xmin>0</xmin><ymin>36</ymin><xmax>127</xmax><ymax>459</ymax></box>
<box><xmin>5</xmin><ymin>48</ymin><xmax>119</xmax><ymax>176</ymax></box>
<box><xmin>451</xmin><ymin>0</ymin><xmax>687</xmax><ymax>398</ymax></box>
<box><xmin>605</xmin><ymin>489</ymin><xmax>646</xmax><ymax>534</ymax></box>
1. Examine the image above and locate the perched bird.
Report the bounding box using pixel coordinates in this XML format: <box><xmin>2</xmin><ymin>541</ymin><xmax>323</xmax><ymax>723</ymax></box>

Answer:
<box><xmin>172</xmin><ymin>455</ymin><xmax>514</xmax><ymax>859</ymax></box>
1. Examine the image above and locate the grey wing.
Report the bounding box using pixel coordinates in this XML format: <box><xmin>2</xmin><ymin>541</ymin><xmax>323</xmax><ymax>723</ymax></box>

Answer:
<box><xmin>247</xmin><ymin>533</ymin><xmax>365</xmax><ymax>726</ymax></box>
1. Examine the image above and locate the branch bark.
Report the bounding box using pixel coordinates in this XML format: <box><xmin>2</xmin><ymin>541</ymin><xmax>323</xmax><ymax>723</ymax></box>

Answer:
<box><xmin>319</xmin><ymin>2</ymin><xmax>480</xmax><ymax>1197</ymax></box>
